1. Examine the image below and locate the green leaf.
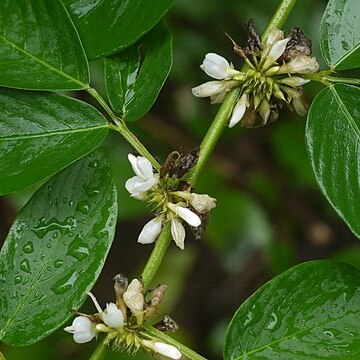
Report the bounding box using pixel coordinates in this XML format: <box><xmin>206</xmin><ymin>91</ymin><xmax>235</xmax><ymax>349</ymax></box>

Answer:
<box><xmin>0</xmin><ymin>148</ymin><xmax>117</xmax><ymax>346</ymax></box>
<box><xmin>104</xmin><ymin>23</ymin><xmax>172</xmax><ymax>121</ymax></box>
<box><xmin>320</xmin><ymin>0</ymin><xmax>360</xmax><ymax>70</ymax></box>
<box><xmin>0</xmin><ymin>89</ymin><xmax>109</xmax><ymax>195</ymax></box>
<box><xmin>306</xmin><ymin>84</ymin><xmax>360</xmax><ymax>238</ymax></box>
<box><xmin>224</xmin><ymin>260</ymin><xmax>360</xmax><ymax>359</ymax></box>
<box><xmin>0</xmin><ymin>0</ymin><xmax>89</xmax><ymax>90</ymax></box>
<box><xmin>63</xmin><ymin>0</ymin><xmax>174</xmax><ymax>60</ymax></box>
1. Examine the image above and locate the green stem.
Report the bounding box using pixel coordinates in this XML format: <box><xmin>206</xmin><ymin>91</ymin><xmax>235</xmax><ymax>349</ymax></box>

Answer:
<box><xmin>86</xmin><ymin>87</ymin><xmax>160</xmax><ymax>171</ymax></box>
<box><xmin>142</xmin><ymin>325</ymin><xmax>207</xmax><ymax>360</ymax></box>
<box><xmin>88</xmin><ymin>1</ymin><xmax>298</xmax><ymax>358</ymax></box>
<box><xmin>262</xmin><ymin>0</ymin><xmax>298</xmax><ymax>40</ymax></box>
<box><xmin>322</xmin><ymin>76</ymin><xmax>360</xmax><ymax>86</ymax></box>
<box><xmin>141</xmin><ymin>223</ymin><xmax>172</xmax><ymax>289</ymax></box>
<box><xmin>88</xmin><ymin>337</ymin><xmax>108</xmax><ymax>360</ymax></box>
<box><xmin>187</xmin><ymin>89</ymin><xmax>240</xmax><ymax>184</ymax></box>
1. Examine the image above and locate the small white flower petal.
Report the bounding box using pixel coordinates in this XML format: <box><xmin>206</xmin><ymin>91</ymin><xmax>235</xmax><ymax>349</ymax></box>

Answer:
<box><xmin>192</xmin><ymin>81</ymin><xmax>228</xmax><ymax>97</ymax></box>
<box><xmin>125</xmin><ymin>175</ymin><xmax>158</xmax><ymax>197</ymax></box>
<box><xmin>153</xmin><ymin>342</ymin><xmax>182</xmax><ymax>359</ymax></box>
<box><xmin>127</xmin><ymin>154</ymin><xmax>154</xmax><ymax>180</ymax></box>
<box><xmin>168</xmin><ymin>203</ymin><xmax>201</xmax><ymax>227</ymax></box>
<box><xmin>200</xmin><ymin>53</ymin><xmax>230</xmax><ymax>79</ymax></box>
<box><xmin>281</xmin><ymin>56</ymin><xmax>320</xmax><ymax>74</ymax></box>
<box><xmin>138</xmin><ymin>217</ymin><xmax>163</xmax><ymax>244</ymax></box>
<box><xmin>123</xmin><ymin>279</ymin><xmax>144</xmax><ymax>315</ymax></box>
<box><xmin>265</xmin><ymin>28</ymin><xmax>284</xmax><ymax>48</ymax></box>
<box><xmin>87</xmin><ymin>292</ymin><xmax>103</xmax><ymax>314</ymax></box>
<box><xmin>228</xmin><ymin>93</ymin><xmax>248</xmax><ymax>128</ymax></box>
<box><xmin>171</xmin><ymin>218</ymin><xmax>186</xmax><ymax>250</ymax></box>
<box><xmin>269</xmin><ymin>38</ymin><xmax>290</xmax><ymax>61</ymax></box>
<box><xmin>64</xmin><ymin>316</ymin><xmax>96</xmax><ymax>344</ymax></box>
<box><xmin>100</xmin><ymin>303</ymin><xmax>124</xmax><ymax>328</ymax></box>
<box><xmin>190</xmin><ymin>194</ymin><xmax>217</xmax><ymax>214</ymax></box>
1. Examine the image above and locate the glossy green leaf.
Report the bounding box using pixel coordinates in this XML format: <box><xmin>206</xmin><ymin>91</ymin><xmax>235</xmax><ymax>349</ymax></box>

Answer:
<box><xmin>0</xmin><ymin>0</ymin><xmax>89</xmax><ymax>90</ymax></box>
<box><xmin>320</xmin><ymin>0</ymin><xmax>360</xmax><ymax>70</ymax></box>
<box><xmin>0</xmin><ymin>89</ymin><xmax>109</xmax><ymax>195</ymax></box>
<box><xmin>225</xmin><ymin>260</ymin><xmax>360</xmax><ymax>359</ymax></box>
<box><xmin>63</xmin><ymin>0</ymin><xmax>174</xmax><ymax>60</ymax></box>
<box><xmin>0</xmin><ymin>149</ymin><xmax>118</xmax><ymax>346</ymax></box>
<box><xmin>306</xmin><ymin>84</ymin><xmax>360</xmax><ymax>238</ymax></box>
<box><xmin>104</xmin><ymin>23</ymin><xmax>172</xmax><ymax>121</ymax></box>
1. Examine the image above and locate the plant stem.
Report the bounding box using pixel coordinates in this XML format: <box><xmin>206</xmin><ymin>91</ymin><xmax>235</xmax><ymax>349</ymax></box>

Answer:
<box><xmin>141</xmin><ymin>223</ymin><xmax>172</xmax><ymax>289</ymax></box>
<box><xmin>86</xmin><ymin>87</ymin><xmax>160</xmax><ymax>171</ymax></box>
<box><xmin>322</xmin><ymin>76</ymin><xmax>360</xmax><ymax>86</ymax></box>
<box><xmin>142</xmin><ymin>325</ymin><xmax>208</xmax><ymax>360</ymax></box>
<box><xmin>89</xmin><ymin>337</ymin><xmax>108</xmax><ymax>360</ymax></box>
<box><xmin>187</xmin><ymin>89</ymin><xmax>240</xmax><ymax>184</ymax></box>
<box><xmin>262</xmin><ymin>0</ymin><xmax>298</xmax><ymax>40</ymax></box>
<box><xmin>88</xmin><ymin>0</ymin><xmax>298</xmax><ymax>358</ymax></box>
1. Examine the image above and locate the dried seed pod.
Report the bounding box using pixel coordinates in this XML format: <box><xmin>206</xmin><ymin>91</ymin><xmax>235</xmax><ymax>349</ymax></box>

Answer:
<box><xmin>191</xmin><ymin>212</ymin><xmax>210</xmax><ymax>241</ymax></box>
<box><xmin>281</xmin><ymin>27</ymin><xmax>312</xmax><ymax>62</ymax></box>
<box><xmin>245</xmin><ymin>19</ymin><xmax>261</xmax><ymax>55</ymax></box>
<box><xmin>145</xmin><ymin>284</ymin><xmax>167</xmax><ymax>318</ymax></box>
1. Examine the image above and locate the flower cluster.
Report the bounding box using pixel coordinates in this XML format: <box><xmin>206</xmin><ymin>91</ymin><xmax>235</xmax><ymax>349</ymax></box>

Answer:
<box><xmin>125</xmin><ymin>151</ymin><xmax>216</xmax><ymax>249</ymax></box>
<box><xmin>192</xmin><ymin>22</ymin><xmax>320</xmax><ymax>128</ymax></box>
<box><xmin>65</xmin><ymin>275</ymin><xmax>181</xmax><ymax>359</ymax></box>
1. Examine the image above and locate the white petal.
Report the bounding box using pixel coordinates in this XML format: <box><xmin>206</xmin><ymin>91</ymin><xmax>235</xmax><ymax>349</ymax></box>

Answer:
<box><xmin>278</xmin><ymin>76</ymin><xmax>310</xmax><ymax>87</ymax></box>
<box><xmin>101</xmin><ymin>303</ymin><xmax>124</xmax><ymax>328</ymax></box>
<box><xmin>228</xmin><ymin>94</ymin><xmax>248</xmax><ymax>128</ymax></box>
<box><xmin>192</xmin><ymin>81</ymin><xmax>227</xmax><ymax>97</ymax></box>
<box><xmin>138</xmin><ymin>217</ymin><xmax>163</xmax><ymax>244</ymax></box>
<box><xmin>190</xmin><ymin>194</ymin><xmax>217</xmax><ymax>214</ymax></box>
<box><xmin>87</xmin><ymin>292</ymin><xmax>103</xmax><ymax>314</ymax></box>
<box><xmin>154</xmin><ymin>342</ymin><xmax>182</xmax><ymax>359</ymax></box>
<box><xmin>125</xmin><ymin>175</ymin><xmax>158</xmax><ymax>196</ymax></box>
<box><xmin>168</xmin><ymin>203</ymin><xmax>201</xmax><ymax>227</ymax></box>
<box><xmin>265</xmin><ymin>28</ymin><xmax>284</xmax><ymax>48</ymax></box>
<box><xmin>171</xmin><ymin>218</ymin><xmax>186</xmax><ymax>250</ymax></box>
<box><xmin>64</xmin><ymin>316</ymin><xmax>96</xmax><ymax>344</ymax></box>
<box><xmin>123</xmin><ymin>279</ymin><xmax>144</xmax><ymax>315</ymax></box>
<box><xmin>269</xmin><ymin>38</ymin><xmax>290</xmax><ymax>61</ymax></box>
<box><xmin>127</xmin><ymin>154</ymin><xmax>154</xmax><ymax>180</ymax></box>
<box><xmin>200</xmin><ymin>53</ymin><xmax>230</xmax><ymax>79</ymax></box>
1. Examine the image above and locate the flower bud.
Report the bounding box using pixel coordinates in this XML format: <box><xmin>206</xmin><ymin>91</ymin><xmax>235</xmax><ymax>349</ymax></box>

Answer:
<box><xmin>171</xmin><ymin>218</ymin><xmax>186</xmax><ymax>250</ymax></box>
<box><xmin>228</xmin><ymin>93</ymin><xmax>248</xmax><ymax>128</ymax></box>
<box><xmin>167</xmin><ymin>203</ymin><xmax>201</xmax><ymax>227</ymax></box>
<box><xmin>123</xmin><ymin>279</ymin><xmax>144</xmax><ymax>316</ymax></box>
<box><xmin>64</xmin><ymin>316</ymin><xmax>97</xmax><ymax>344</ymax></box>
<box><xmin>189</xmin><ymin>194</ymin><xmax>217</xmax><ymax>214</ymax></box>
<box><xmin>100</xmin><ymin>303</ymin><xmax>124</xmax><ymax>328</ymax></box>
<box><xmin>142</xmin><ymin>340</ymin><xmax>182</xmax><ymax>360</ymax></box>
<box><xmin>278</xmin><ymin>76</ymin><xmax>310</xmax><ymax>87</ymax></box>
<box><xmin>192</xmin><ymin>80</ymin><xmax>237</xmax><ymax>97</ymax></box>
<box><xmin>277</xmin><ymin>55</ymin><xmax>319</xmax><ymax>74</ymax></box>
<box><xmin>138</xmin><ymin>217</ymin><xmax>163</xmax><ymax>244</ymax></box>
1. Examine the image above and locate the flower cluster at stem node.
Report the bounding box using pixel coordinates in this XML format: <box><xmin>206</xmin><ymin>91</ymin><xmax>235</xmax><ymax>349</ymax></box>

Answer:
<box><xmin>64</xmin><ymin>275</ymin><xmax>181</xmax><ymax>359</ymax></box>
<box><xmin>125</xmin><ymin>150</ymin><xmax>216</xmax><ymax>249</ymax></box>
<box><xmin>192</xmin><ymin>21</ymin><xmax>320</xmax><ymax>128</ymax></box>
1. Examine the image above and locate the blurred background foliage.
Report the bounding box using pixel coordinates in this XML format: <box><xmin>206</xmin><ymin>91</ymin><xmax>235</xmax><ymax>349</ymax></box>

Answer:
<box><xmin>2</xmin><ymin>0</ymin><xmax>360</xmax><ymax>359</ymax></box>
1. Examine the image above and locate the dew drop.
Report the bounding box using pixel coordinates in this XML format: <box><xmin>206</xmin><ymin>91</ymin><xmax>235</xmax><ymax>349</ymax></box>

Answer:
<box><xmin>84</xmin><ymin>185</ymin><xmax>100</xmax><ymax>197</ymax></box>
<box><xmin>88</xmin><ymin>160</ymin><xmax>98</xmax><ymax>169</ymax></box>
<box><xmin>31</xmin><ymin>217</ymin><xmax>76</xmax><ymax>239</ymax></box>
<box><xmin>22</xmin><ymin>241</ymin><xmax>34</xmax><ymax>254</ymax></box>
<box><xmin>54</xmin><ymin>259</ymin><xmax>64</xmax><ymax>268</ymax></box>
<box><xmin>14</xmin><ymin>275</ymin><xmax>22</xmax><ymax>284</ymax></box>
<box><xmin>342</xmin><ymin>40</ymin><xmax>350</xmax><ymax>51</ymax></box>
<box><xmin>67</xmin><ymin>235</ymin><xmax>89</xmax><ymax>261</ymax></box>
<box><xmin>51</xmin><ymin>270</ymin><xmax>78</xmax><ymax>294</ymax></box>
<box><xmin>20</xmin><ymin>259</ymin><xmax>31</xmax><ymax>274</ymax></box>
<box><xmin>76</xmin><ymin>200</ymin><xmax>91</xmax><ymax>215</ymax></box>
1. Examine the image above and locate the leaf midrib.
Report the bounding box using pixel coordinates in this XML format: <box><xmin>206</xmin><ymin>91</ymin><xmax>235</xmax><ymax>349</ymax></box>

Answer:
<box><xmin>0</xmin><ymin>33</ymin><xmax>88</xmax><ymax>89</ymax></box>
<box><xmin>231</xmin><ymin>315</ymin><xmax>344</xmax><ymax>359</ymax></box>
<box><xmin>334</xmin><ymin>42</ymin><xmax>360</xmax><ymax>68</ymax></box>
<box><xmin>0</xmin><ymin>124</ymin><xmax>108</xmax><ymax>141</ymax></box>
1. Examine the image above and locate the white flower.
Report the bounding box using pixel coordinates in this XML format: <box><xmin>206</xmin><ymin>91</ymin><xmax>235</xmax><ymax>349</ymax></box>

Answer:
<box><xmin>167</xmin><ymin>203</ymin><xmax>201</xmax><ymax>227</ymax></box>
<box><xmin>192</xmin><ymin>80</ymin><xmax>238</xmax><ymax>98</ymax></box>
<box><xmin>154</xmin><ymin>342</ymin><xmax>182</xmax><ymax>359</ymax></box>
<box><xmin>264</xmin><ymin>28</ymin><xmax>284</xmax><ymax>49</ymax></box>
<box><xmin>228</xmin><ymin>93</ymin><xmax>248</xmax><ymax>128</ymax></box>
<box><xmin>262</xmin><ymin>38</ymin><xmax>290</xmax><ymax>70</ymax></box>
<box><xmin>138</xmin><ymin>217</ymin><xmax>163</xmax><ymax>244</ymax></box>
<box><xmin>142</xmin><ymin>340</ymin><xmax>182</xmax><ymax>359</ymax></box>
<box><xmin>64</xmin><ymin>316</ymin><xmax>96</xmax><ymax>344</ymax></box>
<box><xmin>200</xmin><ymin>53</ymin><xmax>239</xmax><ymax>79</ymax></box>
<box><xmin>125</xmin><ymin>154</ymin><xmax>158</xmax><ymax>199</ymax></box>
<box><xmin>100</xmin><ymin>303</ymin><xmax>124</xmax><ymax>328</ymax></box>
<box><xmin>277</xmin><ymin>55</ymin><xmax>319</xmax><ymax>74</ymax></box>
<box><xmin>171</xmin><ymin>218</ymin><xmax>186</xmax><ymax>250</ymax></box>
<box><xmin>123</xmin><ymin>279</ymin><xmax>144</xmax><ymax>316</ymax></box>
<box><xmin>189</xmin><ymin>194</ymin><xmax>216</xmax><ymax>214</ymax></box>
